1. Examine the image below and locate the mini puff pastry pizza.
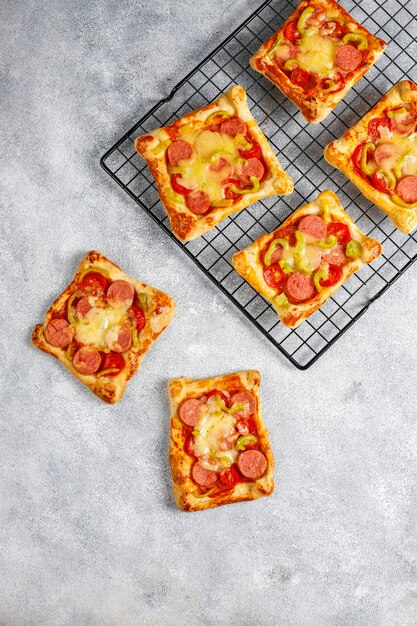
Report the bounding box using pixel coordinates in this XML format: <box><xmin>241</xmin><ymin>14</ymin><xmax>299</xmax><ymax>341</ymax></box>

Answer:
<box><xmin>32</xmin><ymin>251</ymin><xmax>175</xmax><ymax>404</ymax></box>
<box><xmin>325</xmin><ymin>81</ymin><xmax>417</xmax><ymax>233</ymax></box>
<box><xmin>168</xmin><ymin>370</ymin><xmax>274</xmax><ymax>511</ymax></box>
<box><xmin>250</xmin><ymin>0</ymin><xmax>386</xmax><ymax>123</ymax></box>
<box><xmin>232</xmin><ymin>190</ymin><xmax>382</xmax><ymax>328</ymax></box>
<box><xmin>134</xmin><ymin>85</ymin><xmax>293</xmax><ymax>241</ymax></box>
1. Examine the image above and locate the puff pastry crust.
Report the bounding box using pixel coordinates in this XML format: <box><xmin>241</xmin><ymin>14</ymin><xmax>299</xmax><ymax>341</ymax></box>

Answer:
<box><xmin>32</xmin><ymin>251</ymin><xmax>176</xmax><ymax>403</ymax></box>
<box><xmin>250</xmin><ymin>0</ymin><xmax>386</xmax><ymax>123</ymax></box>
<box><xmin>168</xmin><ymin>370</ymin><xmax>274</xmax><ymax>512</ymax></box>
<box><xmin>325</xmin><ymin>80</ymin><xmax>417</xmax><ymax>233</ymax></box>
<box><xmin>232</xmin><ymin>190</ymin><xmax>382</xmax><ymax>328</ymax></box>
<box><xmin>135</xmin><ymin>85</ymin><xmax>293</xmax><ymax>241</ymax></box>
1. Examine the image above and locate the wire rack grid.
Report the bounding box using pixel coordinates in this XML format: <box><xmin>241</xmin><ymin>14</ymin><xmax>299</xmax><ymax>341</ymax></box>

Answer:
<box><xmin>101</xmin><ymin>0</ymin><xmax>417</xmax><ymax>369</ymax></box>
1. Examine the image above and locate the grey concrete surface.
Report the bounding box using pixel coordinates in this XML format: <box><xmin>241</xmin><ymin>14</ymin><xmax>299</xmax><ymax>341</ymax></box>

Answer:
<box><xmin>1</xmin><ymin>1</ymin><xmax>417</xmax><ymax>624</ymax></box>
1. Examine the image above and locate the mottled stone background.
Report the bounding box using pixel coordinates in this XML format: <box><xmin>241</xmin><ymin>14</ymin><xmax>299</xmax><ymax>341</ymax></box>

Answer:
<box><xmin>1</xmin><ymin>1</ymin><xmax>417</xmax><ymax>624</ymax></box>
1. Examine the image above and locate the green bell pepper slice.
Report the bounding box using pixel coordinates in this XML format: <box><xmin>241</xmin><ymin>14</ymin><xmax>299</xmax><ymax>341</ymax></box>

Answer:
<box><xmin>313</xmin><ymin>266</ymin><xmax>329</xmax><ymax>293</ymax></box>
<box><xmin>321</xmin><ymin>198</ymin><xmax>332</xmax><ymax>223</ymax></box>
<box><xmin>236</xmin><ymin>435</ymin><xmax>258</xmax><ymax>451</ymax></box>
<box><xmin>67</xmin><ymin>291</ymin><xmax>81</xmax><ymax>327</ymax></box>
<box><xmin>274</xmin><ymin>293</ymin><xmax>289</xmax><ymax>308</ymax></box>
<box><xmin>284</xmin><ymin>58</ymin><xmax>299</xmax><ymax>71</ymax></box>
<box><xmin>206</xmin><ymin>110</ymin><xmax>230</xmax><ymax>124</ymax></box>
<box><xmin>138</xmin><ymin>293</ymin><xmax>148</xmax><ymax>311</ymax></box>
<box><xmin>393</xmin><ymin>157</ymin><xmax>408</xmax><ymax>182</ymax></box>
<box><xmin>342</xmin><ymin>32</ymin><xmax>368</xmax><ymax>50</ymax></box>
<box><xmin>346</xmin><ymin>240</ymin><xmax>363</xmax><ymax>259</ymax></box>
<box><xmin>316</xmin><ymin>235</ymin><xmax>337</xmax><ymax>250</ymax></box>
<box><xmin>391</xmin><ymin>194</ymin><xmax>417</xmax><ymax>209</ymax></box>
<box><xmin>297</xmin><ymin>7</ymin><xmax>314</xmax><ymax>34</ymax></box>
<box><xmin>264</xmin><ymin>238</ymin><xmax>290</xmax><ymax>266</ymax></box>
<box><xmin>235</xmin><ymin>134</ymin><xmax>252</xmax><ymax>150</ymax></box>
<box><xmin>279</xmin><ymin>259</ymin><xmax>293</xmax><ymax>274</ymax></box>
<box><xmin>360</xmin><ymin>142</ymin><xmax>377</xmax><ymax>176</ymax></box>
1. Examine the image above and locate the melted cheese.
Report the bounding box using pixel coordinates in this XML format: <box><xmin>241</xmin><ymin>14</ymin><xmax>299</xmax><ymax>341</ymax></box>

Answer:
<box><xmin>297</xmin><ymin>31</ymin><xmax>337</xmax><ymax>74</ymax></box>
<box><xmin>193</xmin><ymin>396</ymin><xmax>238</xmax><ymax>471</ymax></box>
<box><xmin>282</xmin><ymin>241</ymin><xmax>322</xmax><ymax>273</ymax></box>
<box><xmin>170</xmin><ymin>129</ymin><xmax>245</xmax><ymax>203</ymax></box>
<box><xmin>374</xmin><ymin>132</ymin><xmax>417</xmax><ymax>175</ymax></box>
<box><xmin>75</xmin><ymin>305</ymin><xmax>127</xmax><ymax>349</ymax></box>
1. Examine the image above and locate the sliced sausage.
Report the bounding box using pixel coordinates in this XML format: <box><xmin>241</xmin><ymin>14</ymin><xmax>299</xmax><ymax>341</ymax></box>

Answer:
<box><xmin>374</xmin><ymin>142</ymin><xmax>401</xmax><ymax>170</ymax></box>
<box><xmin>285</xmin><ymin>273</ymin><xmax>315</xmax><ymax>303</ymax></box>
<box><xmin>229</xmin><ymin>391</ymin><xmax>256</xmax><ymax>418</ymax></box>
<box><xmin>392</xmin><ymin>112</ymin><xmax>416</xmax><ymax>136</ymax></box>
<box><xmin>237</xmin><ymin>450</ymin><xmax>267</xmax><ymax>480</ymax></box>
<box><xmin>185</xmin><ymin>190</ymin><xmax>211</xmax><ymax>215</ymax></box>
<box><xmin>179</xmin><ymin>398</ymin><xmax>202</xmax><ymax>426</ymax></box>
<box><xmin>396</xmin><ymin>175</ymin><xmax>417</xmax><ymax>204</ymax></box>
<box><xmin>334</xmin><ymin>44</ymin><xmax>362</xmax><ymax>72</ymax></box>
<box><xmin>239</xmin><ymin>158</ymin><xmax>265</xmax><ymax>184</ymax></box>
<box><xmin>192</xmin><ymin>462</ymin><xmax>218</xmax><ymax>487</ymax></box>
<box><xmin>324</xmin><ymin>245</ymin><xmax>347</xmax><ymax>266</ymax></box>
<box><xmin>75</xmin><ymin>297</ymin><xmax>91</xmax><ymax>318</ymax></box>
<box><xmin>298</xmin><ymin>215</ymin><xmax>326</xmax><ymax>240</ymax></box>
<box><xmin>73</xmin><ymin>346</ymin><xmax>101</xmax><ymax>375</ymax></box>
<box><xmin>44</xmin><ymin>318</ymin><xmax>74</xmax><ymax>348</ymax></box>
<box><xmin>106</xmin><ymin>280</ymin><xmax>134</xmax><ymax>306</ymax></box>
<box><xmin>166</xmin><ymin>140</ymin><xmax>193</xmax><ymax>166</ymax></box>
<box><xmin>106</xmin><ymin>326</ymin><xmax>132</xmax><ymax>353</ymax></box>
<box><xmin>220</xmin><ymin>116</ymin><xmax>247</xmax><ymax>137</ymax></box>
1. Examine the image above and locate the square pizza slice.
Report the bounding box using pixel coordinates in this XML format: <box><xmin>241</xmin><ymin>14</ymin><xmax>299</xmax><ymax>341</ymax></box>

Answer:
<box><xmin>168</xmin><ymin>370</ymin><xmax>274</xmax><ymax>512</ymax></box>
<box><xmin>232</xmin><ymin>190</ymin><xmax>382</xmax><ymax>328</ymax></box>
<box><xmin>325</xmin><ymin>80</ymin><xmax>417</xmax><ymax>233</ymax></box>
<box><xmin>250</xmin><ymin>0</ymin><xmax>386</xmax><ymax>123</ymax></box>
<box><xmin>134</xmin><ymin>85</ymin><xmax>293</xmax><ymax>241</ymax></box>
<box><xmin>32</xmin><ymin>251</ymin><xmax>176</xmax><ymax>404</ymax></box>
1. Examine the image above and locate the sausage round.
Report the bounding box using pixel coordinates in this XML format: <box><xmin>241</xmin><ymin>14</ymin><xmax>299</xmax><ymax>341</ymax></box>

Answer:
<box><xmin>167</xmin><ymin>140</ymin><xmax>193</xmax><ymax>166</ymax></box>
<box><xmin>396</xmin><ymin>176</ymin><xmax>417</xmax><ymax>204</ymax></box>
<box><xmin>237</xmin><ymin>450</ymin><xmax>267</xmax><ymax>480</ymax></box>
<box><xmin>75</xmin><ymin>297</ymin><xmax>91</xmax><ymax>318</ymax></box>
<box><xmin>229</xmin><ymin>391</ymin><xmax>256</xmax><ymax>418</ymax></box>
<box><xmin>334</xmin><ymin>44</ymin><xmax>362</xmax><ymax>72</ymax></box>
<box><xmin>106</xmin><ymin>326</ymin><xmax>132</xmax><ymax>353</ymax></box>
<box><xmin>239</xmin><ymin>158</ymin><xmax>265</xmax><ymax>184</ymax></box>
<box><xmin>298</xmin><ymin>215</ymin><xmax>326</xmax><ymax>239</ymax></box>
<box><xmin>220</xmin><ymin>117</ymin><xmax>247</xmax><ymax>137</ymax></box>
<box><xmin>374</xmin><ymin>142</ymin><xmax>401</xmax><ymax>169</ymax></box>
<box><xmin>285</xmin><ymin>273</ymin><xmax>315</xmax><ymax>303</ymax></box>
<box><xmin>45</xmin><ymin>318</ymin><xmax>74</xmax><ymax>348</ymax></box>
<box><xmin>192</xmin><ymin>462</ymin><xmax>218</xmax><ymax>487</ymax></box>
<box><xmin>185</xmin><ymin>190</ymin><xmax>211</xmax><ymax>215</ymax></box>
<box><xmin>106</xmin><ymin>280</ymin><xmax>134</xmax><ymax>306</ymax></box>
<box><xmin>392</xmin><ymin>112</ymin><xmax>416</xmax><ymax>136</ymax></box>
<box><xmin>324</xmin><ymin>246</ymin><xmax>347</xmax><ymax>266</ymax></box>
<box><xmin>179</xmin><ymin>398</ymin><xmax>202</xmax><ymax>426</ymax></box>
<box><xmin>73</xmin><ymin>346</ymin><xmax>101</xmax><ymax>375</ymax></box>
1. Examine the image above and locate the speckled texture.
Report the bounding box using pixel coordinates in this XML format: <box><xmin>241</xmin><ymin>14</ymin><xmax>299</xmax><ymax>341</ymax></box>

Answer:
<box><xmin>1</xmin><ymin>1</ymin><xmax>417</xmax><ymax>624</ymax></box>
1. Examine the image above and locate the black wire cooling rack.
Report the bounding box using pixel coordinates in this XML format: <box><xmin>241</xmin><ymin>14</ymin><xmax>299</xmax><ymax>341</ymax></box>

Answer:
<box><xmin>101</xmin><ymin>0</ymin><xmax>417</xmax><ymax>369</ymax></box>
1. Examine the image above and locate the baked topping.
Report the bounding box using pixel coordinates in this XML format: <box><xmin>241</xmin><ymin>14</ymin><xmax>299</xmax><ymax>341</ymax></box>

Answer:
<box><xmin>44</xmin><ymin>269</ymin><xmax>148</xmax><ymax>377</ymax></box>
<box><xmin>164</xmin><ymin>114</ymin><xmax>267</xmax><ymax>214</ymax></box>
<box><xmin>260</xmin><ymin>199</ymin><xmax>364</xmax><ymax>306</ymax></box>
<box><xmin>352</xmin><ymin>105</ymin><xmax>417</xmax><ymax>207</ymax></box>
<box><xmin>265</xmin><ymin>4</ymin><xmax>369</xmax><ymax>95</ymax></box>
<box><xmin>178</xmin><ymin>391</ymin><xmax>267</xmax><ymax>495</ymax></box>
